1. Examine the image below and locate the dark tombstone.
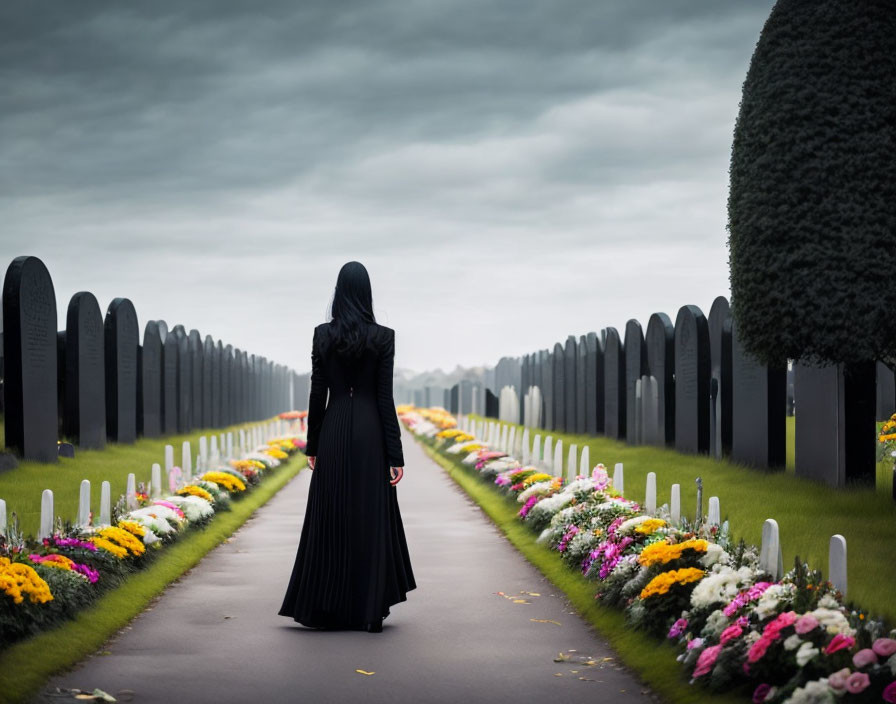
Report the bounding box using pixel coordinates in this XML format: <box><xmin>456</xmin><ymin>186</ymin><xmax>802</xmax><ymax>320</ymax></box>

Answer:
<box><xmin>576</xmin><ymin>337</ymin><xmax>586</xmax><ymax>434</ymax></box>
<box><xmin>212</xmin><ymin>341</ymin><xmax>223</xmax><ymax>426</ymax></box>
<box><xmin>708</xmin><ymin>296</ymin><xmax>733</xmax><ymax>458</ymax></box>
<box><xmin>449</xmin><ymin>384</ymin><xmax>459</xmax><ymax>414</ymax></box>
<box><xmin>552</xmin><ymin>343</ymin><xmax>565</xmax><ymax>432</ymax></box>
<box><xmin>221</xmin><ymin>345</ymin><xmax>233</xmax><ymax>426</ymax></box>
<box><xmin>162</xmin><ymin>331</ymin><xmax>178</xmax><ymax>435</ymax></box>
<box><xmin>241</xmin><ymin>351</ymin><xmax>250</xmax><ymax>421</ymax></box>
<box><xmin>104</xmin><ymin>298</ymin><xmax>139</xmax><ymax>444</ymax></box>
<box><xmin>189</xmin><ymin>330</ymin><xmax>203</xmax><ymax>429</ymax></box>
<box><xmin>63</xmin><ymin>292</ymin><xmax>106</xmax><ymax>449</ymax></box>
<box><xmin>786</xmin><ymin>367</ymin><xmax>795</xmax><ymax>416</ymax></box>
<box><xmin>585</xmin><ymin>332</ymin><xmax>603</xmax><ymax>435</ymax></box>
<box><xmin>603</xmin><ymin>327</ymin><xmax>625</xmax><ymax>440</ymax></box>
<box><xmin>542</xmin><ymin>349</ymin><xmax>553</xmax><ymax>431</ymax></box>
<box><xmin>731</xmin><ymin>319</ymin><xmax>786</xmax><ymax>469</ymax></box>
<box><xmin>876</xmin><ymin>362</ymin><xmax>895</xmax><ymax>421</ymax></box>
<box><xmin>232</xmin><ymin>347</ymin><xmax>242</xmax><ymax>424</ymax></box>
<box><xmin>520</xmin><ymin>354</ymin><xmax>530</xmax><ymax>423</ymax></box>
<box><xmin>2</xmin><ymin>256</ymin><xmax>59</xmax><ymax>462</ymax></box>
<box><xmin>176</xmin><ymin>328</ymin><xmax>191</xmax><ymax>434</ymax></box>
<box><xmin>156</xmin><ymin>320</ymin><xmax>169</xmax><ymax>342</ymax></box>
<box><xmin>57</xmin><ymin>442</ymin><xmax>75</xmax><ymax>459</ymax></box>
<box><xmin>674</xmin><ymin>305</ymin><xmax>710</xmax><ymax>455</ymax></box>
<box><xmin>56</xmin><ymin>330</ymin><xmax>65</xmax><ymax>439</ymax></box>
<box><xmin>485</xmin><ymin>388</ymin><xmax>499</xmax><ymax>418</ymax></box>
<box><xmin>794</xmin><ymin>361</ymin><xmax>876</xmax><ymax>487</ymax></box>
<box><xmin>564</xmin><ymin>336</ymin><xmax>577</xmax><ymax>434</ymax></box>
<box><xmin>140</xmin><ymin>321</ymin><xmax>163</xmax><ymax>438</ymax></box>
<box><xmin>624</xmin><ymin>320</ymin><xmax>647</xmax><ymax>445</ymax></box>
<box><xmin>645</xmin><ymin>313</ymin><xmax>675</xmax><ymax>447</ymax></box>
<box><xmin>203</xmin><ymin>336</ymin><xmax>215</xmax><ymax>427</ymax></box>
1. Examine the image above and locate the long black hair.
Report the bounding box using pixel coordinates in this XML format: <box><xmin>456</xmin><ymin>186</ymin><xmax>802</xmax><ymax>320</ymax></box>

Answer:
<box><xmin>326</xmin><ymin>261</ymin><xmax>376</xmax><ymax>358</ymax></box>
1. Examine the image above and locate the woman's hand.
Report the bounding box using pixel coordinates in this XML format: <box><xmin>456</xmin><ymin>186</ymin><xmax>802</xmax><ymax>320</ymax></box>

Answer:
<box><xmin>389</xmin><ymin>466</ymin><xmax>404</xmax><ymax>485</ymax></box>
<box><xmin>307</xmin><ymin>456</ymin><xmax>316</xmax><ymax>470</ymax></box>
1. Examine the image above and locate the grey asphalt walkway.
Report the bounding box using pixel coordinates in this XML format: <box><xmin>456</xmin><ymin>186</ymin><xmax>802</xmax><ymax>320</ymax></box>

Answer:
<box><xmin>41</xmin><ymin>428</ymin><xmax>656</xmax><ymax>704</ymax></box>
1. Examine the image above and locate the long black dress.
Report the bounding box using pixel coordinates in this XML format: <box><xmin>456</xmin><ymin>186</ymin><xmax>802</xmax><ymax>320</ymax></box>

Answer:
<box><xmin>278</xmin><ymin>322</ymin><xmax>416</xmax><ymax>629</ymax></box>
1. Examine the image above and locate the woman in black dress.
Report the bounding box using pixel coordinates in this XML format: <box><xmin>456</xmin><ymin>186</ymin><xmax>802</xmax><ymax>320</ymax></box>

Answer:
<box><xmin>278</xmin><ymin>261</ymin><xmax>416</xmax><ymax>633</ymax></box>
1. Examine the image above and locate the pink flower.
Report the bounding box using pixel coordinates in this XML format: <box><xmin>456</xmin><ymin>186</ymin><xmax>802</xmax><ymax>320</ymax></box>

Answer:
<box><xmin>845</xmin><ymin>671</ymin><xmax>870</xmax><ymax>695</ymax></box>
<box><xmin>882</xmin><ymin>681</ymin><xmax>896</xmax><ymax>704</ymax></box>
<box><xmin>824</xmin><ymin>633</ymin><xmax>856</xmax><ymax>655</ymax></box>
<box><xmin>794</xmin><ymin>614</ymin><xmax>819</xmax><ymax>635</ymax></box>
<box><xmin>693</xmin><ymin>645</ymin><xmax>722</xmax><ymax>678</ymax></box>
<box><xmin>752</xmin><ymin>684</ymin><xmax>772</xmax><ymax>704</ymax></box>
<box><xmin>827</xmin><ymin>668</ymin><xmax>851</xmax><ymax>691</ymax></box>
<box><xmin>851</xmin><ymin>648</ymin><xmax>878</xmax><ymax>669</ymax></box>
<box><xmin>720</xmin><ymin>625</ymin><xmax>743</xmax><ymax>645</ymax></box>
<box><xmin>687</xmin><ymin>637</ymin><xmax>704</xmax><ymax>651</ymax></box>
<box><xmin>668</xmin><ymin>618</ymin><xmax>688</xmax><ymax>639</ymax></box>
<box><xmin>874</xmin><ymin>639</ymin><xmax>896</xmax><ymax>658</ymax></box>
<box><xmin>748</xmin><ymin>635</ymin><xmax>773</xmax><ymax>663</ymax></box>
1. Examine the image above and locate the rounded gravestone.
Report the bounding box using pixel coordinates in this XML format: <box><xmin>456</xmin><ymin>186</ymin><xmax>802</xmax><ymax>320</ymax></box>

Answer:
<box><xmin>603</xmin><ymin>327</ymin><xmax>625</xmax><ymax>440</ymax></box>
<box><xmin>674</xmin><ymin>305</ymin><xmax>710</xmax><ymax>455</ymax></box>
<box><xmin>176</xmin><ymin>328</ymin><xmax>191</xmax><ymax>434</ymax></box>
<box><xmin>624</xmin><ymin>320</ymin><xmax>647</xmax><ymax>445</ymax></box>
<box><xmin>222</xmin><ymin>344</ymin><xmax>233</xmax><ymax>427</ymax></box>
<box><xmin>162</xmin><ymin>329</ymin><xmax>178</xmax><ymax>435</ymax></box>
<box><xmin>645</xmin><ymin>313</ymin><xmax>675</xmax><ymax>447</ymax></box>
<box><xmin>585</xmin><ymin>332</ymin><xmax>603</xmax><ymax>435</ymax></box>
<box><xmin>3</xmin><ymin>256</ymin><xmax>59</xmax><ymax>462</ymax></box>
<box><xmin>64</xmin><ymin>292</ymin><xmax>106</xmax><ymax>449</ymax></box>
<box><xmin>140</xmin><ymin>321</ymin><xmax>163</xmax><ymax>438</ymax></box>
<box><xmin>232</xmin><ymin>347</ymin><xmax>243</xmax><ymax>425</ymax></box>
<box><xmin>104</xmin><ymin>298</ymin><xmax>139</xmax><ymax>444</ymax></box>
<box><xmin>708</xmin><ymin>296</ymin><xmax>733</xmax><ymax>458</ymax></box>
<box><xmin>564</xmin><ymin>337</ymin><xmax>577</xmax><ymax>434</ymax></box>
<box><xmin>552</xmin><ymin>343</ymin><xmax>565</xmax><ymax>433</ymax></box>
<box><xmin>202</xmin><ymin>335</ymin><xmax>214</xmax><ymax>427</ymax></box>
<box><xmin>576</xmin><ymin>336</ymin><xmax>586</xmax><ymax>435</ymax></box>
<box><xmin>212</xmin><ymin>340</ymin><xmax>224</xmax><ymax>427</ymax></box>
<box><xmin>541</xmin><ymin>349</ymin><xmax>553</xmax><ymax>431</ymax></box>
<box><xmin>189</xmin><ymin>330</ymin><xmax>203</xmax><ymax>429</ymax></box>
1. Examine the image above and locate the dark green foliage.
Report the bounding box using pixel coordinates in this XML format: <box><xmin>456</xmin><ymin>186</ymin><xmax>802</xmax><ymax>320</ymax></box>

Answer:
<box><xmin>728</xmin><ymin>0</ymin><xmax>896</xmax><ymax>366</ymax></box>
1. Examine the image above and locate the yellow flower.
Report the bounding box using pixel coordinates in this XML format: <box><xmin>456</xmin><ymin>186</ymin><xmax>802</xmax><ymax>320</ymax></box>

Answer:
<box><xmin>638</xmin><ymin>539</ymin><xmax>708</xmax><ymax>567</ymax></box>
<box><xmin>639</xmin><ymin>568</ymin><xmax>705</xmax><ymax>599</ymax></box>
<box><xmin>117</xmin><ymin>520</ymin><xmax>147</xmax><ymax>538</ymax></box>
<box><xmin>635</xmin><ymin>518</ymin><xmax>667</xmax><ymax>536</ymax></box>
<box><xmin>88</xmin><ymin>537</ymin><xmax>128</xmax><ymax>559</ymax></box>
<box><xmin>177</xmin><ymin>485</ymin><xmax>214</xmax><ymax>502</ymax></box>
<box><xmin>92</xmin><ymin>526</ymin><xmax>146</xmax><ymax>557</ymax></box>
<box><xmin>200</xmin><ymin>471</ymin><xmax>247</xmax><ymax>493</ymax></box>
<box><xmin>0</xmin><ymin>557</ymin><xmax>54</xmax><ymax>605</ymax></box>
<box><xmin>522</xmin><ymin>473</ymin><xmax>554</xmax><ymax>487</ymax></box>
<box><xmin>264</xmin><ymin>448</ymin><xmax>289</xmax><ymax>460</ymax></box>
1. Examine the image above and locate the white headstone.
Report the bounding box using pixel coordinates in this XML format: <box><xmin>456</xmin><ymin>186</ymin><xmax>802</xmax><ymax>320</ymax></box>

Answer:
<box><xmin>501</xmin><ymin>425</ymin><xmax>509</xmax><ymax>453</ymax></box>
<box><xmin>707</xmin><ymin>496</ymin><xmax>721</xmax><ymax>526</ymax></box>
<box><xmin>0</xmin><ymin>498</ymin><xmax>6</xmax><ymax>537</ymax></box>
<box><xmin>164</xmin><ymin>444</ymin><xmax>174</xmax><ymax>473</ymax></box>
<box><xmin>219</xmin><ymin>433</ymin><xmax>226</xmax><ymax>452</ymax></box>
<box><xmin>829</xmin><ymin>534</ymin><xmax>847</xmax><ymax>597</ymax></box>
<box><xmin>100</xmin><ymin>481</ymin><xmax>111</xmax><ymax>526</ymax></box>
<box><xmin>151</xmin><ymin>463</ymin><xmax>162</xmax><ymax>498</ymax></box>
<box><xmin>532</xmin><ymin>434</ymin><xmax>541</xmax><ymax>467</ymax></box>
<box><xmin>567</xmin><ymin>443</ymin><xmax>577</xmax><ymax>481</ymax></box>
<box><xmin>760</xmin><ymin>518</ymin><xmax>783</xmax><ymax>580</ymax></box>
<box><xmin>199</xmin><ymin>435</ymin><xmax>208</xmax><ymax>466</ymax></box>
<box><xmin>78</xmin><ymin>479</ymin><xmax>91</xmax><ymax>527</ymax></box>
<box><xmin>645</xmin><ymin>472</ymin><xmax>657</xmax><ymax>514</ymax></box>
<box><xmin>553</xmin><ymin>439</ymin><xmax>563</xmax><ymax>477</ymax></box>
<box><xmin>670</xmin><ymin>483</ymin><xmax>681</xmax><ymax>525</ymax></box>
<box><xmin>39</xmin><ymin>489</ymin><xmax>54</xmax><ymax>540</ymax></box>
<box><xmin>579</xmin><ymin>446</ymin><xmax>590</xmax><ymax>477</ymax></box>
<box><xmin>210</xmin><ymin>436</ymin><xmax>220</xmax><ymax>463</ymax></box>
<box><xmin>521</xmin><ymin>429</ymin><xmax>530</xmax><ymax>465</ymax></box>
<box><xmin>612</xmin><ymin>463</ymin><xmax>624</xmax><ymax>496</ymax></box>
<box><xmin>226</xmin><ymin>433</ymin><xmax>234</xmax><ymax>460</ymax></box>
<box><xmin>126</xmin><ymin>473</ymin><xmax>137</xmax><ymax>509</ymax></box>
<box><xmin>168</xmin><ymin>466</ymin><xmax>183</xmax><ymax>493</ymax></box>
<box><xmin>182</xmin><ymin>441</ymin><xmax>193</xmax><ymax>480</ymax></box>
<box><xmin>508</xmin><ymin>426</ymin><xmax>517</xmax><ymax>457</ymax></box>
<box><xmin>239</xmin><ymin>429</ymin><xmax>247</xmax><ymax>455</ymax></box>
<box><xmin>543</xmin><ymin>436</ymin><xmax>553</xmax><ymax>471</ymax></box>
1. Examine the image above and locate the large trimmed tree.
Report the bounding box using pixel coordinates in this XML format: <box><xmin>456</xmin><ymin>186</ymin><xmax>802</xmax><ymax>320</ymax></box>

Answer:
<box><xmin>728</xmin><ymin>0</ymin><xmax>896</xmax><ymax>486</ymax></box>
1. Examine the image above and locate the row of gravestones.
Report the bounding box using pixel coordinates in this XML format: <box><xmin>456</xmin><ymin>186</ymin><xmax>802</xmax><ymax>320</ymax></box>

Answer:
<box><xmin>485</xmin><ymin>296</ymin><xmax>884</xmax><ymax>489</ymax></box>
<box><xmin>456</xmin><ymin>416</ymin><xmax>850</xmax><ymax>595</ymax></box>
<box><xmin>2</xmin><ymin>256</ymin><xmax>298</xmax><ymax>463</ymax></box>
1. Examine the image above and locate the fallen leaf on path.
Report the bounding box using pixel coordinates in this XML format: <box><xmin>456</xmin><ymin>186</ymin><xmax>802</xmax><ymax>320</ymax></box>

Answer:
<box><xmin>512</xmin><ymin>599</ymin><xmax>530</xmax><ymax>604</ymax></box>
<box><xmin>530</xmin><ymin>619</ymin><xmax>561</xmax><ymax>626</ymax></box>
<box><xmin>355</xmin><ymin>670</ymin><xmax>375</xmax><ymax>676</ymax></box>
<box><xmin>554</xmin><ymin>673</ymin><xmax>563</xmax><ymax>677</ymax></box>
<box><xmin>521</xmin><ymin>591</ymin><xmax>541</xmax><ymax>596</ymax></box>
<box><xmin>579</xmin><ymin>677</ymin><xmax>595</xmax><ymax>682</ymax></box>
<box><xmin>554</xmin><ymin>653</ymin><xmax>570</xmax><ymax>662</ymax></box>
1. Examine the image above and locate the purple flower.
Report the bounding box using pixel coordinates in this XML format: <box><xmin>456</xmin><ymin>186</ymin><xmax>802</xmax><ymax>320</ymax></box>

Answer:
<box><xmin>752</xmin><ymin>684</ymin><xmax>772</xmax><ymax>704</ymax></box>
<box><xmin>668</xmin><ymin>618</ymin><xmax>688</xmax><ymax>639</ymax></box>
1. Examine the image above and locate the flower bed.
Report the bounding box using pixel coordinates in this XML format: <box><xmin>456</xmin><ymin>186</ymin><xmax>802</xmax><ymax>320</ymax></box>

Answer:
<box><xmin>0</xmin><ymin>434</ymin><xmax>305</xmax><ymax>649</ymax></box>
<box><xmin>401</xmin><ymin>407</ymin><xmax>896</xmax><ymax>704</ymax></box>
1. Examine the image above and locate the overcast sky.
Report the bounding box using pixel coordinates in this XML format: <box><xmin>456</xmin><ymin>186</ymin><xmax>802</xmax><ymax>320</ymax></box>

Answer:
<box><xmin>1</xmin><ymin>0</ymin><xmax>776</xmax><ymax>375</ymax></box>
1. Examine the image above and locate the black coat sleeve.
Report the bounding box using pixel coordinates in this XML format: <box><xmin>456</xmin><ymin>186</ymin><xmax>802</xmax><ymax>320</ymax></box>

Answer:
<box><xmin>377</xmin><ymin>328</ymin><xmax>405</xmax><ymax>467</ymax></box>
<box><xmin>305</xmin><ymin>326</ymin><xmax>328</xmax><ymax>457</ymax></box>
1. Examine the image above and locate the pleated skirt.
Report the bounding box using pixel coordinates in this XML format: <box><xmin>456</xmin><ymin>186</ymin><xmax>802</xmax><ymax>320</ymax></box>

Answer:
<box><xmin>278</xmin><ymin>395</ymin><xmax>416</xmax><ymax>629</ymax></box>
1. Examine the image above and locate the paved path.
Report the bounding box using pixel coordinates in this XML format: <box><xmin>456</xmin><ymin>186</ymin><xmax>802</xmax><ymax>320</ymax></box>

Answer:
<box><xmin>42</xmin><ymin>429</ymin><xmax>655</xmax><ymax>704</ymax></box>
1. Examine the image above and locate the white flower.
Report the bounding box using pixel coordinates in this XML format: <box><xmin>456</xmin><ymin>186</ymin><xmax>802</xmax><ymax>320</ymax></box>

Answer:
<box><xmin>461</xmin><ymin>451</ymin><xmax>480</xmax><ymax>464</ymax></box>
<box><xmin>817</xmin><ymin>594</ymin><xmax>840</xmax><ymax>610</ymax></box>
<box><xmin>754</xmin><ymin>584</ymin><xmax>795</xmax><ymax>620</ymax></box>
<box><xmin>700</xmin><ymin>543</ymin><xmax>730</xmax><ymax>568</ymax></box>
<box><xmin>795</xmin><ymin>641</ymin><xmax>820</xmax><ymax>668</ymax></box>
<box><xmin>701</xmin><ymin>610</ymin><xmax>730</xmax><ymax>639</ymax></box>
<box><xmin>616</xmin><ymin>516</ymin><xmax>651</xmax><ymax>534</ymax></box>
<box><xmin>690</xmin><ymin>566</ymin><xmax>752</xmax><ymax>609</ymax></box>
<box><xmin>810</xmin><ymin>608</ymin><xmax>854</xmax><ymax>636</ymax></box>
<box><xmin>785</xmin><ymin>678</ymin><xmax>833</xmax><ymax>704</ymax></box>
<box><xmin>517</xmin><ymin>481</ymin><xmax>554</xmax><ymax>503</ymax></box>
<box><xmin>142</xmin><ymin>529</ymin><xmax>160</xmax><ymax>545</ymax></box>
<box><xmin>783</xmin><ymin>634</ymin><xmax>802</xmax><ymax>651</ymax></box>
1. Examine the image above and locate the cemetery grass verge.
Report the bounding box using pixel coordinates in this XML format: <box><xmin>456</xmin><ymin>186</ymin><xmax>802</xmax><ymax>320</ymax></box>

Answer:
<box><xmin>467</xmin><ymin>415</ymin><xmax>896</xmax><ymax>623</ymax></box>
<box><xmin>0</xmin><ymin>456</ymin><xmax>304</xmax><ymax>704</ymax></box>
<box><xmin>417</xmin><ymin>438</ymin><xmax>741</xmax><ymax>704</ymax></box>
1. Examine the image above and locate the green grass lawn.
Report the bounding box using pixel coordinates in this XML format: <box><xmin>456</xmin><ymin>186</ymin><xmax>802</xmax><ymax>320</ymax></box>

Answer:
<box><xmin>0</xmin><ymin>420</ymin><xmax>280</xmax><ymax>538</ymax></box>
<box><xmin>418</xmin><ymin>438</ymin><xmax>740</xmax><ymax>704</ymax></box>
<box><xmin>467</xmin><ymin>414</ymin><xmax>896</xmax><ymax>623</ymax></box>
<box><xmin>0</xmin><ymin>453</ymin><xmax>304</xmax><ymax>704</ymax></box>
